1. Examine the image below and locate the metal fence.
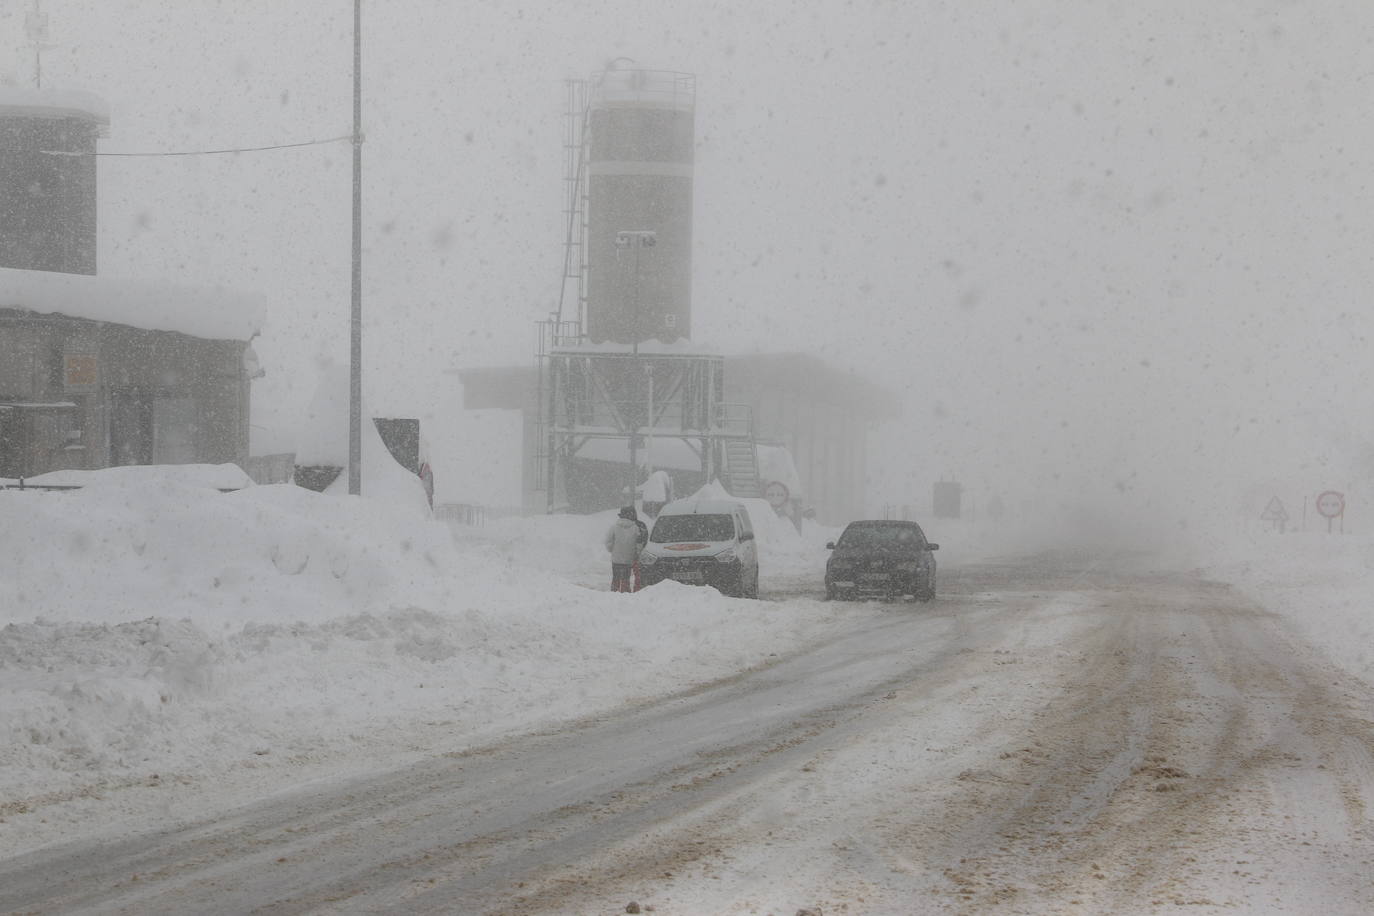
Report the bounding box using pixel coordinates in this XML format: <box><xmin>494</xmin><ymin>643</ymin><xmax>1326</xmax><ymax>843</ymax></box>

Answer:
<box><xmin>434</xmin><ymin>503</ymin><xmax>488</xmax><ymax>526</ymax></box>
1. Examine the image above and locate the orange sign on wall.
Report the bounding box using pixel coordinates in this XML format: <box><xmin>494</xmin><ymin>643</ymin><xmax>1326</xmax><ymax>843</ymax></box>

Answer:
<box><xmin>65</xmin><ymin>354</ymin><xmax>97</xmax><ymax>386</ymax></box>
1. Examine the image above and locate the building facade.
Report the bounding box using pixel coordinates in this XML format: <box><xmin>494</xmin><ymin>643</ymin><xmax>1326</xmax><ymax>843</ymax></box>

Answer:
<box><xmin>1</xmin><ymin>267</ymin><xmax>262</xmax><ymax>479</ymax></box>
<box><xmin>0</xmin><ymin>89</ymin><xmax>107</xmax><ymax>276</ymax></box>
<box><xmin>0</xmin><ymin>308</ymin><xmax>255</xmax><ymax>478</ymax></box>
<box><xmin>722</xmin><ymin>353</ymin><xmax>898</xmax><ymax>525</ymax></box>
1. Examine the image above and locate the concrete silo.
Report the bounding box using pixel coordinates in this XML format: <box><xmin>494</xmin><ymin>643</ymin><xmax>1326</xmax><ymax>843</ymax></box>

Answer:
<box><xmin>583</xmin><ymin>68</ymin><xmax>695</xmax><ymax>345</ymax></box>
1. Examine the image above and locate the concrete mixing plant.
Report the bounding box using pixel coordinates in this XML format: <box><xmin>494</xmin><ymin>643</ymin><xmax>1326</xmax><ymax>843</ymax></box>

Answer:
<box><xmin>536</xmin><ymin>67</ymin><xmax>760</xmax><ymax>513</ymax></box>
<box><xmin>458</xmin><ymin>64</ymin><xmax>897</xmax><ymax>522</ymax></box>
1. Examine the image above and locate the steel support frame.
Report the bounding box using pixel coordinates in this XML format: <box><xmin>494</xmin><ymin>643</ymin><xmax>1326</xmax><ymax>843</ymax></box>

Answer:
<box><xmin>540</xmin><ymin>347</ymin><xmax>752</xmax><ymax>512</ymax></box>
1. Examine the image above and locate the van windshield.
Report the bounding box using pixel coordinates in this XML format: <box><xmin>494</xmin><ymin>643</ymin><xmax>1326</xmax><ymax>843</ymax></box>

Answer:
<box><xmin>651</xmin><ymin>514</ymin><xmax>735</xmax><ymax>543</ymax></box>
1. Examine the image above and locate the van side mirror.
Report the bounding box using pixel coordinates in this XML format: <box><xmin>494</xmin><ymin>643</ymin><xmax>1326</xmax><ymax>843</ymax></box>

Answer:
<box><xmin>825</xmin><ymin>541</ymin><xmax>836</xmax><ymax>550</ymax></box>
<box><xmin>928</xmin><ymin>543</ymin><xmax>939</xmax><ymax>550</ymax></box>
<box><xmin>740</xmin><ymin>531</ymin><xmax>754</xmax><ymax>541</ymax></box>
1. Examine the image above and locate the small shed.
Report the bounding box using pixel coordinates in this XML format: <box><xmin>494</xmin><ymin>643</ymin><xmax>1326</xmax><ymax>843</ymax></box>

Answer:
<box><xmin>0</xmin><ymin>268</ymin><xmax>263</xmax><ymax>478</ymax></box>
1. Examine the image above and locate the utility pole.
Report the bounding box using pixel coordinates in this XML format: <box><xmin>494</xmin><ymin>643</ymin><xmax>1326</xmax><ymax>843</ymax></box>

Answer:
<box><xmin>348</xmin><ymin>0</ymin><xmax>364</xmax><ymax>495</ymax></box>
<box><xmin>26</xmin><ymin>1</ymin><xmax>50</xmax><ymax>89</ymax></box>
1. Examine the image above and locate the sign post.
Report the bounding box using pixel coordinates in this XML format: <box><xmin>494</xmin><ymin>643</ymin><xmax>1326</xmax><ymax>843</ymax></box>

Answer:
<box><xmin>1315</xmin><ymin>490</ymin><xmax>1345</xmax><ymax>533</ymax></box>
<box><xmin>1260</xmin><ymin>496</ymin><xmax>1289</xmax><ymax>534</ymax></box>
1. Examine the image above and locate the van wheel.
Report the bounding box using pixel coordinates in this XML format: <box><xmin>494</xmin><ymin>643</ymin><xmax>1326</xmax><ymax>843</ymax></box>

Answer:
<box><xmin>745</xmin><ymin>570</ymin><xmax>759</xmax><ymax>599</ymax></box>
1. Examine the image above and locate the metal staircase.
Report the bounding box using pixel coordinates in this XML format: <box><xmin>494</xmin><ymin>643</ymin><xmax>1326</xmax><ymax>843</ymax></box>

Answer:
<box><xmin>713</xmin><ymin>403</ymin><xmax>761</xmax><ymax>498</ymax></box>
<box><xmin>722</xmin><ymin>437</ymin><xmax>761</xmax><ymax>498</ymax></box>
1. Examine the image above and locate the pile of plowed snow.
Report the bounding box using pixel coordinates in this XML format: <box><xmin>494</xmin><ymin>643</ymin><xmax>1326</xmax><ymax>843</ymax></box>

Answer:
<box><xmin>0</xmin><ymin>471</ymin><xmax>863</xmax><ymax>856</ymax></box>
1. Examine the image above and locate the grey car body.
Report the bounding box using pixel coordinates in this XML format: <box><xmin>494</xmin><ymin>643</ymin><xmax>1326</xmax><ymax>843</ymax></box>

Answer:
<box><xmin>825</xmin><ymin>519</ymin><xmax>938</xmax><ymax>601</ymax></box>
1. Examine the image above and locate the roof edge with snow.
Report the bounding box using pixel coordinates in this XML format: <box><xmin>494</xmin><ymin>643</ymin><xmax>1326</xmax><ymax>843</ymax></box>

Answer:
<box><xmin>0</xmin><ymin>88</ymin><xmax>110</xmax><ymax>133</ymax></box>
<box><xmin>0</xmin><ymin>268</ymin><xmax>264</xmax><ymax>342</ymax></box>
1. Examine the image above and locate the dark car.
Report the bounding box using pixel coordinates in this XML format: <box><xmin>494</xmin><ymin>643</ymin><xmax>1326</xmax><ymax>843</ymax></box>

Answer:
<box><xmin>824</xmin><ymin>519</ymin><xmax>938</xmax><ymax>602</ymax></box>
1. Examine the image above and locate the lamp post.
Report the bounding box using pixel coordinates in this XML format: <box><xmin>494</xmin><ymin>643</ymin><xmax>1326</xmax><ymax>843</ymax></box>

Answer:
<box><xmin>347</xmin><ymin>0</ymin><xmax>364</xmax><ymax>495</ymax></box>
<box><xmin>615</xmin><ymin>229</ymin><xmax>656</xmax><ymax>505</ymax></box>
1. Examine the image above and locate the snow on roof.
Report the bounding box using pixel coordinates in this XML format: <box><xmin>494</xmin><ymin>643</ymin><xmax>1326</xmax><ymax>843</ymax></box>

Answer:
<box><xmin>575</xmin><ymin>435</ymin><xmax>703</xmax><ymax>470</ymax></box>
<box><xmin>0</xmin><ymin>268</ymin><xmax>263</xmax><ymax>342</ymax></box>
<box><xmin>658</xmin><ymin>496</ymin><xmax>746</xmax><ymax>516</ymax></box>
<box><xmin>551</xmin><ymin>337</ymin><xmax>724</xmax><ymax>358</ymax></box>
<box><xmin>0</xmin><ymin>88</ymin><xmax>110</xmax><ymax>134</ymax></box>
<box><xmin>9</xmin><ymin>463</ymin><xmax>254</xmax><ymax>490</ymax></box>
<box><xmin>589</xmin><ymin>68</ymin><xmax>695</xmax><ymax>111</ymax></box>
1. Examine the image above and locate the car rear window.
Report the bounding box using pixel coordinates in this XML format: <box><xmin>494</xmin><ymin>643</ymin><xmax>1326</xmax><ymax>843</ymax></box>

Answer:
<box><xmin>837</xmin><ymin>524</ymin><xmax>923</xmax><ymax>549</ymax></box>
<box><xmin>651</xmin><ymin>514</ymin><xmax>735</xmax><ymax>543</ymax></box>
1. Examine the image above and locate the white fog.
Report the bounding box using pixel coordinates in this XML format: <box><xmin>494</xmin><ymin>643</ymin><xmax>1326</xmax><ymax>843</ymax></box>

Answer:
<box><xmin>2</xmin><ymin>1</ymin><xmax>1373</xmax><ymax>913</ymax></box>
<box><xmin>9</xmin><ymin>1</ymin><xmax>1370</xmax><ymax>525</ymax></box>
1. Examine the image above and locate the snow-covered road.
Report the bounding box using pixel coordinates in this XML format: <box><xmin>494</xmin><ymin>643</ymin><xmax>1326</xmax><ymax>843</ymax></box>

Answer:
<box><xmin>6</xmin><ymin>552</ymin><xmax>1371</xmax><ymax>915</ymax></box>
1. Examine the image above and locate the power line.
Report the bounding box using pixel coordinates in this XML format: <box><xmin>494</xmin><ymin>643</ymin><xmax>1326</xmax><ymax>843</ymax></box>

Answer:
<box><xmin>29</xmin><ymin>134</ymin><xmax>355</xmax><ymax>158</ymax></box>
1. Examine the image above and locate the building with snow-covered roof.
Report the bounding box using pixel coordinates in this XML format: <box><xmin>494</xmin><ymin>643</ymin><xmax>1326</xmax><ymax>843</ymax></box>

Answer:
<box><xmin>0</xmin><ymin>268</ymin><xmax>264</xmax><ymax>478</ymax></box>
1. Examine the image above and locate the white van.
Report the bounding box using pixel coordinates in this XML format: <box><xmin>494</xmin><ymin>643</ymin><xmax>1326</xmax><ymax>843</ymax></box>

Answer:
<box><xmin>638</xmin><ymin>498</ymin><xmax>759</xmax><ymax>598</ymax></box>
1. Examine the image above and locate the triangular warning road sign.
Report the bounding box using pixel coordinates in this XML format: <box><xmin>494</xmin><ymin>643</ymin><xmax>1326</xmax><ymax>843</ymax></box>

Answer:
<box><xmin>1261</xmin><ymin>496</ymin><xmax>1289</xmax><ymax>521</ymax></box>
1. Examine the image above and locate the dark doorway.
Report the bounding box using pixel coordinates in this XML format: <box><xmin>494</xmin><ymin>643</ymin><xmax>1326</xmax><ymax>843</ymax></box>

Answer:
<box><xmin>110</xmin><ymin>390</ymin><xmax>153</xmax><ymax>466</ymax></box>
<box><xmin>0</xmin><ymin>407</ymin><xmax>26</xmax><ymax>477</ymax></box>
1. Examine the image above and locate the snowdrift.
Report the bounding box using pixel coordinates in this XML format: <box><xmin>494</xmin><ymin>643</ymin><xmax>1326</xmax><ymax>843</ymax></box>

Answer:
<box><xmin>0</xmin><ymin>470</ymin><xmax>851</xmax><ymax>853</ymax></box>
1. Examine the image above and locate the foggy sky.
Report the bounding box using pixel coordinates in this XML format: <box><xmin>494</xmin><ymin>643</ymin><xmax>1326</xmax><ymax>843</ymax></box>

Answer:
<box><xmin>3</xmin><ymin>0</ymin><xmax>1370</xmax><ymax>520</ymax></box>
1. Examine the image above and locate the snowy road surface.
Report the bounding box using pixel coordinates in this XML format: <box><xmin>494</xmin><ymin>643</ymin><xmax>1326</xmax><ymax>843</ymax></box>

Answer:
<box><xmin>4</xmin><ymin>553</ymin><xmax>1373</xmax><ymax>914</ymax></box>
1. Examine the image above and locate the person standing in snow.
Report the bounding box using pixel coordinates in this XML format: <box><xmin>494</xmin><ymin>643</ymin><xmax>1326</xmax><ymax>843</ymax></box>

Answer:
<box><xmin>605</xmin><ymin>506</ymin><xmax>643</xmax><ymax>593</ymax></box>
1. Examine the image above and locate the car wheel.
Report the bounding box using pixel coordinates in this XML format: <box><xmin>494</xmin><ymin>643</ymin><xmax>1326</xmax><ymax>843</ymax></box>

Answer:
<box><xmin>918</xmin><ymin>575</ymin><xmax>936</xmax><ymax>602</ymax></box>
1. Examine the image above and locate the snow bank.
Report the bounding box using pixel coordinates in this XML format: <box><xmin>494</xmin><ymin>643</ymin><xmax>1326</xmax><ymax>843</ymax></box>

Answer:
<box><xmin>14</xmin><ymin>463</ymin><xmax>253</xmax><ymax>490</ymax></box>
<box><xmin>0</xmin><ymin>471</ymin><xmax>864</xmax><ymax>854</ymax></box>
<box><xmin>0</xmin><ymin>480</ymin><xmax>455</xmax><ymax>627</ymax></box>
<box><xmin>5</xmin><ymin>460</ymin><xmax>1368</xmax><ymax>863</ymax></box>
<box><xmin>1198</xmin><ymin>529</ymin><xmax>1374</xmax><ymax>684</ymax></box>
<box><xmin>675</xmin><ymin>479</ymin><xmax>817</xmax><ymax>577</ymax></box>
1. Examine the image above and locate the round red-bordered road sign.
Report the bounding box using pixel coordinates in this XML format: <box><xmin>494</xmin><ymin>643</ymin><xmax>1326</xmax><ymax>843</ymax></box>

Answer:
<box><xmin>1316</xmin><ymin>491</ymin><xmax>1345</xmax><ymax>519</ymax></box>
